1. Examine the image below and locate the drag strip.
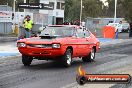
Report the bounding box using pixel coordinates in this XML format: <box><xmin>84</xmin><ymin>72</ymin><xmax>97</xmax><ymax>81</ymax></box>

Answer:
<box><xmin>0</xmin><ymin>41</ymin><xmax>132</xmax><ymax>88</ymax></box>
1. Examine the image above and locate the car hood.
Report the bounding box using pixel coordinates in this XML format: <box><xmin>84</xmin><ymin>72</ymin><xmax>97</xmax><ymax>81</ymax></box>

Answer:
<box><xmin>18</xmin><ymin>37</ymin><xmax>60</xmax><ymax>44</ymax></box>
<box><xmin>17</xmin><ymin>36</ymin><xmax>69</xmax><ymax>44</ymax></box>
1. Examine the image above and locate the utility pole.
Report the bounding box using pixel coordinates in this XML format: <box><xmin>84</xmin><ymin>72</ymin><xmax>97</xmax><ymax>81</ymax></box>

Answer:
<box><xmin>114</xmin><ymin>0</ymin><xmax>119</xmax><ymax>39</ymax></box>
<box><xmin>24</xmin><ymin>0</ymin><xmax>29</xmax><ymax>14</ymax></box>
<box><xmin>114</xmin><ymin>0</ymin><xmax>117</xmax><ymax>23</ymax></box>
<box><xmin>12</xmin><ymin>0</ymin><xmax>16</xmax><ymax>33</ymax></box>
<box><xmin>13</xmin><ymin>0</ymin><xmax>16</xmax><ymax>12</ymax></box>
<box><xmin>80</xmin><ymin>0</ymin><xmax>82</xmax><ymax>26</ymax></box>
<box><xmin>24</xmin><ymin>0</ymin><xmax>26</xmax><ymax>13</ymax></box>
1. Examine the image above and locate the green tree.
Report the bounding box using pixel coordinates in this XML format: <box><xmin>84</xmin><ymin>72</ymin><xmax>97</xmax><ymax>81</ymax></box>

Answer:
<box><xmin>64</xmin><ymin>0</ymin><xmax>104</xmax><ymax>22</ymax></box>
<box><xmin>64</xmin><ymin>0</ymin><xmax>80</xmax><ymax>22</ymax></box>
<box><xmin>106</xmin><ymin>0</ymin><xmax>125</xmax><ymax>17</ymax></box>
<box><xmin>82</xmin><ymin>0</ymin><xmax>103</xmax><ymax>19</ymax></box>
<box><xmin>106</xmin><ymin>0</ymin><xmax>132</xmax><ymax>22</ymax></box>
<box><xmin>121</xmin><ymin>0</ymin><xmax>132</xmax><ymax>22</ymax></box>
<box><xmin>64</xmin><ymin>0</ymin><xmax>73</xmax><ymax>22</ymax></box>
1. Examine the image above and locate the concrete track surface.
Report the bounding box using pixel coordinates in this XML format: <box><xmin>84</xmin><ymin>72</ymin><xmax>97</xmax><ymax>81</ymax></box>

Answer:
<box><xmin>0</xmin><ymin>40</ymin><xmax>132</xmax><ymax>88</ymax></box>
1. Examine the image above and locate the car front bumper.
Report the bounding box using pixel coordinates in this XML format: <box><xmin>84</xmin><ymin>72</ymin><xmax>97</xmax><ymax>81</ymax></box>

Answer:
<box><xmin>18</xmin><ymin>47</ymin><xmax>65</xmax><ymax>58</ymax></box>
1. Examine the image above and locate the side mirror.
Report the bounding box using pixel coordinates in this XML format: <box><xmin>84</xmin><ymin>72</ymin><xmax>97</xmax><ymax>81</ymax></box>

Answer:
<box><xmin>43</xmin><ymin>26</ymin><xmax>46</xmax><ymax>30</ymax></box>
<box><xmin>39</xmin><ymin>27</ymin><xmax>46</xmax><ymax>31</ymax></box>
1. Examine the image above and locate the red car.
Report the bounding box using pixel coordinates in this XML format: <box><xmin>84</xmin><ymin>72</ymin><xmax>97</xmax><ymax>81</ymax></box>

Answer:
<box><xmin>17</xmin><ymin>25</ymin><xmax>100</xmax><ymax>67</ymax></box>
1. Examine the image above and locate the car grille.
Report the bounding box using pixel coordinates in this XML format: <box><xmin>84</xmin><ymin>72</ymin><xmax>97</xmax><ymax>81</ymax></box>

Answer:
<box><xmin>28</xmin><ymin>44</ymin><xmax>52</xmax><ymax>48</ymax></box>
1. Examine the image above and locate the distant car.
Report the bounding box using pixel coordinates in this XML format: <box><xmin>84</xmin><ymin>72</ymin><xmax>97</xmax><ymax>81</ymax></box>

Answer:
<box><xmin>17</xmin><ymin>25</ymin><xmax>100</xmax><ymax>67</ymax></box>
<box><xmin>122</xmin><ymin>23</ymin><xmax>130</xmax><ymax>32</ymax></box>
<box><xmin>107</xmin><ymin>23</ymin><xmax>122</xmax><ymax>33</ymax></box>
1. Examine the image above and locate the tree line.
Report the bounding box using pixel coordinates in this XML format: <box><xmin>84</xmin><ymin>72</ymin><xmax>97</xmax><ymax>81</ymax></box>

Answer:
<box><xmin>0</xmin><ymin>0</ymin><xmax>132</xmax><ymax>22</ymax></box>
<box><xmin>65</xmin><ymin>0</ymin><xmax>132</xmax><ymax>22</ymax></box>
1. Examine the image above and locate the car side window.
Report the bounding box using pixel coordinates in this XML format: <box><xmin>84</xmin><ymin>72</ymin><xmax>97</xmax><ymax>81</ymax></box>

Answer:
<box><xmin>85</xmin><ymin>30</ymin><xmax>91</xmax><ymax>37</ymax></box>
<box><xmin>77</xmin><ymin>29</ymin><xmax>85</xmax><ymax>38</ymax></box>
<box><xmin>62</xmin><ymin>28</ymin><xmax>71</xmax><ymax>36</ymax></box>
<box><xmin>72</xmin><ymin>28</ymin><xmax>77</xmax><ymax>37</ymax></box>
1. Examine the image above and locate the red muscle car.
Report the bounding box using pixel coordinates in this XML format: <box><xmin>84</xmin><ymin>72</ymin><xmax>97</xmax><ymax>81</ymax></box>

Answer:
<box><xmin>17</xmin><ymin>25</ymin><xmax>100</xmax><ymax>67</ymax></box>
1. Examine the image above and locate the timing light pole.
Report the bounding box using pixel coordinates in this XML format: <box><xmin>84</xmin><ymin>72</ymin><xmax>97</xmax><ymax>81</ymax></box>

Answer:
<box><xmin>12</xmin><ymin>0</ymin><xmax>16</xmax><ymax>33</ymax></box>
<box><xmin>114</xmin><ymin>0</ymin><xmax>117</xmax><ymax>23</ymax></box>
<box><xmin>80</xmin><ymin>0</ymin><xmax>82</xmax><ymax>26</ymax></box>
<box><xmin>13</xmin><ymin>0</ymin><xmax>16</xmax><ymax>12</ymax></box>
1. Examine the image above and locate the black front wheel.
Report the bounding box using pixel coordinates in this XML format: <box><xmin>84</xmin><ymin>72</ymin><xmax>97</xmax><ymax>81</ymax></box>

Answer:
<box><xmin>22</xmin><ymin>55</ymin><xmax>33</xmax><ymax>66</ymax></box>
<box><xmin>62</xmin><ymin>49</ymin><xmax>72</xmax><ymax>67</ymax></box>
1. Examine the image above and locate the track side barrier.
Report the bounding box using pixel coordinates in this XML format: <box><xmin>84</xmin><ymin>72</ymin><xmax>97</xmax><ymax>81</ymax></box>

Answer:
<box><xmin>102</xmin><ymin>26</ymin><xmax>115</xmax><ymax>39</ymax></box>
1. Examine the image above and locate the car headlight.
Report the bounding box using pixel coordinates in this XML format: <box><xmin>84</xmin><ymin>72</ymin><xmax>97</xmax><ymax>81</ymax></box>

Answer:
<box><xmin>17</xmin><ymin>42</ymin><xmax>26</xmax><ymax>47</ymax></box>
<box><xmin>52</xmin><ymin>44</ymin><xmax>60</xmax><ymax>48</ymax></box>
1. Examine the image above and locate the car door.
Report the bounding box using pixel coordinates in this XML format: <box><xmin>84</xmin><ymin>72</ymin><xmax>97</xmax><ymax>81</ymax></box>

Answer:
<box><xmin>84</xmin><ymin>29</ymin><xmax>94</xmax><ymax>55</ymax></box>
<box><xmin>76</xmin><ymin>29</ymin><xmax>88</xmax><ymax>56</ymax></box>
<box><xmin>68</xmin><ymin>27</ymin><xmax>79</xmax><ymax>57</ymax></box>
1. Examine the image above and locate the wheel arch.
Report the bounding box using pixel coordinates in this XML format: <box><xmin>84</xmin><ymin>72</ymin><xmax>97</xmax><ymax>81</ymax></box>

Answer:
<box><xmin>93</xmin><ymin>46</ymin><xmax>96</xmax><ymax>53</ymax></box>
<box><xmin>66</xmin><ymin>46</ymin><xmax>73</xmax><ymax>55</ymax></box>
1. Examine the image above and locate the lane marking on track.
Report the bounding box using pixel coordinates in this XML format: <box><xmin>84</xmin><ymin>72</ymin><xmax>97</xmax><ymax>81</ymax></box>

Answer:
<box><xmin>98</xmin><ymin>38</ymin><xmax>113</xmax><ymax>43</ymax></box>
<box><xmin>0</xmin><ymin>54</ymin><xmax>21</xmax><ymax>60</ymax></box>
<box><xmin>61</xmin><ymin>82</ymin><xmax>78</xmax><ymax>88</ymax></box>
<box><xmin>0</xmin><ymin>51</ymin><xmax>20</xmax><ymax>58</ymax></box>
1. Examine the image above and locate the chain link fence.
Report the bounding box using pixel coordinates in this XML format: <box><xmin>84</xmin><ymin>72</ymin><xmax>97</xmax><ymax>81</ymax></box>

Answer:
<box><xmin>85</xmin><ymin>17</ymin><xmax>124</xmax><ymax>38</ymax></box>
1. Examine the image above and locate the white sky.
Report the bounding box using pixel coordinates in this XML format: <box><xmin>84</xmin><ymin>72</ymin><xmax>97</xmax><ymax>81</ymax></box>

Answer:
<box><xmin>100</xmin><ymin>0</ymin><xmax>108</xmax><ymax>6</ymax></box>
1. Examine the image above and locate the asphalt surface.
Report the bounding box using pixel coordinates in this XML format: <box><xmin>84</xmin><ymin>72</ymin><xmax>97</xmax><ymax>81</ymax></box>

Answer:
<box><xmin>0</xmin><ymin>32</ymin><xmax>132</xmax><ymax>88</ymax></box>
<box><xmin>118</xmin><ymin>32</ymin><xmax>129</xmax><ymax>39</ymax></box>
<box><xmin>0</xmin><ymin>42</ymin><xmax>132</xmax><ymax>88</ymax></box>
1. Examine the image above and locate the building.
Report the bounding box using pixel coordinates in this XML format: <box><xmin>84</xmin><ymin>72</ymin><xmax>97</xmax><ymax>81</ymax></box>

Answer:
<box><xmin>21</xmin><ymin>0</ymin><xmax>65</xmax><ymax>32</ymax></box>
<box><xmin>24</xmin><ymin>0</ymin><xmax>65</xmax><ymax>25</ymax></box>
<box><xmin>0</xmin><ymin>5</ymin><xmax>12</xmax><ymax>34</ymax></box>
<box><xmin>39</xmin><ymin>0</ymin><xmax>65</xmax><ymax>25</ymax></box>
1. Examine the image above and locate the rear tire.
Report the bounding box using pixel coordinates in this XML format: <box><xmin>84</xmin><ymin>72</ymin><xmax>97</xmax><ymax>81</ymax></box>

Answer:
<box><xmin>62</xmin><ymin>49</ymin><xmax>72</xmax><ymax>67</ymax></box>
<box><xmin>22</xmin><ymin>55</ymin><xmax>33</xmax><ymax>66</ymax></box>
<box><xmin>82</xmin><ymin>48</ymin><xmax>95</xmax><ymax>62</ymax></box>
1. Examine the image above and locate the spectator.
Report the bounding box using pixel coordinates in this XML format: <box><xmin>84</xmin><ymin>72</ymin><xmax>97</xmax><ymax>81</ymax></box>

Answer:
<box><xmin>23</xmin><ymin>15</ymin><xmax>34</xmax><ymax>38</ymax></box>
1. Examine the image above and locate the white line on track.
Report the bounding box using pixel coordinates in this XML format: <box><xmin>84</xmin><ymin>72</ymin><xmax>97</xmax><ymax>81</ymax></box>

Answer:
<box><xmin>61</xmin><ymin>82</ymin><xmax>78</xmax><ymax>88</ymax></box>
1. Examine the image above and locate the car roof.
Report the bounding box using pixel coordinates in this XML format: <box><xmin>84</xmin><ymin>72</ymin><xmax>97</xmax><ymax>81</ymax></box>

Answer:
<box><xmin>122</xmin><ymin>23</ymin><xmax>129</xmax><ymax>25</ymax></box>
<box><xmin>108</xmin><ymin>23</ymin><xmax>119</xmax><ymax>24</ymax></box>
<box><xmin>48</xmin><ymin>25</ymin><xmax>81</xmax><ymax>29</ymax></box>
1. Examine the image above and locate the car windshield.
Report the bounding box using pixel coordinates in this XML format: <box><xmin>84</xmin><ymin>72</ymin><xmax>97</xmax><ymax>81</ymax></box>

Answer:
<box><xmin>108</xmin><ymin>23</ymin><xmax>118</xmax><ymax>26</ymax></box>
<box><xmin>39</xmin><ymin>26</ymin><xmax>74</xmax><ymax>37</ymax></box>
<box><xmin>108</xmin><ymin>23</ymin><xmax>122</xmax><ymax>28</ymax></box>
